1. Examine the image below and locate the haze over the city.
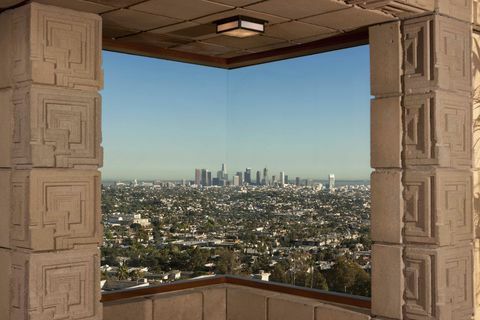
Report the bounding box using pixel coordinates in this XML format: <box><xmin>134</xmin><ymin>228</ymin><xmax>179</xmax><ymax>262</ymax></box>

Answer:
<box><xmin>101</xmin><ymin>46</ymin><xmax>370</xmax><ymax>181</ymax></box>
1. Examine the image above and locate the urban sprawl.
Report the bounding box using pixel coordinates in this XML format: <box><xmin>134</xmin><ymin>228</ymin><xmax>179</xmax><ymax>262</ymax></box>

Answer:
<box><xmin>101</xmin><ymin>164</ymin><xmax>371</xmax><ymax>296</ymax></box>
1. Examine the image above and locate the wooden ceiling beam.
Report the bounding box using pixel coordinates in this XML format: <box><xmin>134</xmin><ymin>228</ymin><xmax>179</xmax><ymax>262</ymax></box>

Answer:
<box><xmin>102</xmin><ymin>27</ymin><xmax>370</xmax><ymax>69</ymax></box>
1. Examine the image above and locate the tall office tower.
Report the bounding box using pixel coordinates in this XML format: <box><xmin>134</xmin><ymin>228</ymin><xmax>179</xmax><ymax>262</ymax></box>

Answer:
<box><xmin>195</xmin><ymin>169</ymin><xmax>201</xmax><ymax>186</ymax></box>
<box><xmin>212</xmin><ymin>178</ymin><xmax>219</xmax><ymax>186</ymax></box>
<box><xmin>207</xmin><ymin>171</ymin><xmax>212</xmax><ymax>186</ymax></box>
<box><xmin>304</xmin><ymin>179</ymin><xmax>310</xmax><ymax>186</ymax></box>
<box><xmin>295</xmin><ymin>177</ymin><xmax>300</xmax><ymax>186</ymax></box>
<box><xmin>272</xmin><ymin>175</ymin><xmax>276</xmax><ymax>184</ymax></box>
<box><xmin>263</xmin><ymin>167</ymin><xmax>269</xmax><ymax>185</ymax></box>
<box><xmin>222</xmin><ymin>163</ymin><xmax>227</xmax><ymax>177</ymax></box>
<box><xmin>236</xmin><ymin>172</ymin><xmax>243</xmax><ymax>185</ymax></box>
<box><xmin>279</xmin><ymin>172</ymin><xmax>285</xmax><ymax>186</ymax></box>
<box><xmin>245</xmin><ymin>168</ymin><xmax>252</xmax><ymax>184</ymax></box>
<box><xmin>201</xmin><ymin>169</ymin><xmax>207</xmax><ymax>186</ymax></box>
<box><xmin>284</xmin><ymin>175</ymin><xmax>289</xmax><ymax>185</ymax></box>
<box><xmin>256</xmin><ymin>171</ymin><xmax>261</xmax><ymax>185</ymax></box>
<box><xmin>233</xmin><ymin>175</ymin><xmax>240</xmax><ymax>186</ymax></box>
<box><xmin>217</xmin><ymin>170</ymin><xmax>223</xmax><ymax>180</ymax></box>
<box><xmin>328</xmin><ymin>174</ymin><xmax>335</xmax><ymax>190</ymax></box>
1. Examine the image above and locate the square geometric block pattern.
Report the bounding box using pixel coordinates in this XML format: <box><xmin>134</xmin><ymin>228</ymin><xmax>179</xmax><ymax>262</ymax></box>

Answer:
<box><xmin>12</xmin><ymin>85</ymin><xmax>102</xmax><ymax>168</ymax></box>
<box><xmin>403</xmin><ymin>91</ymin><xmax>471</xmax><ymax>168</ymax></box>
<box><xmin>403</xmin><ymin>15</ymin><xmax>471</xmax><ymax>94</ymax></box>
<box><xmin>11</xmin><ymin>169</ymin><xmax>102</xmax><ymax>251</ymax></box>
<box><xmin>11</xmin><ymin>3</ymin><xmax>102</xmax><ymax>90</ymax></box>
<box><xmin>11</xmin><ymin>249</ymin><xmax>101</xmax><ymax>320</ymax></box>
<box><xmin>404</xmin><ymin>245</ymin><xmax>473</xmax><ymax>320</ymax></box>
<box><xmin>403</xmin><ymin>169</ymin><xmax>473</xmax><ymax>246</ymax></box>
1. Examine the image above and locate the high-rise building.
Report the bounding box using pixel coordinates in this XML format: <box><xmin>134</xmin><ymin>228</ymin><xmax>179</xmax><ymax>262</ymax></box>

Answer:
<box><xmin>284</xmin><ymin>175</ymin><xmax>289</xmax><ymax>185</ymax></box>
<box><xmin>222</xmin><ymin>163</ymin><xmax>227</xmax><ymax>178</ymax></box>
<box><xmin>236</xmin><ymin>172</ymin><xmax>243</xmax><ymax>185</ymax></box>
<box><xmin>272</xmin><ymin>175</ymin><xmax>276</xmax><ymax>184</ymax></box>
<box><xmin>279</xmin><ymin>172</ymin><xmax>285</xmax><ymax>186</ymax></box>
<box><xmin>245</xmin><ymin>168</ymin><xmax>252</xmax><ymax>184</ymax></box>
<box><xmin>201</xmin><ymin>169</ymin><xmax>207</xmax><ymax>186</ymax></box>
<box><xmin>263</xmin><ymin>167</ymin><xmax>269</xmax><ymax>185</ymax></box>
<box><xmin>217</xmin><ymin>170</ymin><xmax>223</xmax><ymax>180</ymax></box>
<box><xmin>207</xmin><ymin>171</ymin><xmax>212</xmax><ymax>186</ymax></box>
<box><xmin>195</xmin><ymin>169</ymin><xmax>201</xmax><ymax>186</ymax></box>
<box><xmin>256</xmin><ymin>171</ymin><xmax>261</xmax><ymax>185</ymax></box>
<box><xmin>295</xmin><ymin>177</ymin><xmax>300</xmax><ymax>186</ymax></box>
<box><xmin>233</xmin><ymin>175</ymin><xmax>240</xmax><ymax>186</ymax></box>
<box><xmin>328</xmin><ymin>174</ymin><xmax>335</xmax><ymax>190</ymax></box>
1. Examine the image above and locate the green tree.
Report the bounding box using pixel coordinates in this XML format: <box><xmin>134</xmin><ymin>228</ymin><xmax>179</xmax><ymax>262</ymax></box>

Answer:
<box><xmin>117</xmin><ymin>265</ymin><xmax>129</xmax><ymax>280</ymax></box>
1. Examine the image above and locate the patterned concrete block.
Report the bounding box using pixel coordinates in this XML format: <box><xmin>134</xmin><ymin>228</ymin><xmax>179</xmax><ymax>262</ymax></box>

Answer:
<box><xmin>11</xmin><ymin>248</ymin><xmax>102</xmax><ymax>320</ymax></box>
<box><xmin>11</xmin><ymin>85</ymin><xmax>102</xmax><ymax>168</ymax></box>
<box><xmin>404</xmin><ymin>245</ymin><xmax>473</xmax><ymax>320</ymax></box>
<box><xmin>403</xmin><ymin>15</ymin><xmax>471</xmax><ymax>94</ymax></box>
<box><xmin>403</xmin><ymin>169</ymin><xmax>473</xmax><ymax>246</ymax></box>
<box><xmin>11</xmin><ymin>169</ymin><xmax>102</xmax><ymax>251</ymax></box>
<box><xmin>403</xmin><ymin>92</ymin><xmax>471</xmax><ymax>168</ymax></box>
<box><xmin>9</xmin><ymin>3</ymin><xmax>103</xmax><ymax>90</ymax></box>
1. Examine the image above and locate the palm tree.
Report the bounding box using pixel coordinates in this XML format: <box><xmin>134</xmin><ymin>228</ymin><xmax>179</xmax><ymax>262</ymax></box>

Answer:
<box><xmin>117</xmin><ymin>265</ymin><xmax>129</xmax><ymax>280</ymax></box>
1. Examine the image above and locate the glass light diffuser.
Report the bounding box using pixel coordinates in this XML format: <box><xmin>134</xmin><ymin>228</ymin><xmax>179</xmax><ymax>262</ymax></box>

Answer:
<box><xmin>215</xmin><ymin>16</ymin><xmax>266</xmax><ymax>38</ymax></box>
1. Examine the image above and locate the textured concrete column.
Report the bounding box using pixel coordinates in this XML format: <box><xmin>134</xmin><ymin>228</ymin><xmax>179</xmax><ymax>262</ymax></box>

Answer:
<box><xmin>370</xmin><ymin>1</ymin><xmax>475</xmax><ymax>319</ymax></box>
<box><xmin>0</xmin><ymin>2</ymin><xmax>103</xmax><ymax>320</ymax></box>
<box><xmin>472</xmin><ymin>21</ymin><xmax>480</xmax><ymax>320</ymax></box>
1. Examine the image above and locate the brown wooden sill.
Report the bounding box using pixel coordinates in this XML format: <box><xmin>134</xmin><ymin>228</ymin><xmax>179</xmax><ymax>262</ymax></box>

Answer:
<box><xmin>101</xmin><ymin>275</ymin><xmax>371</xmax><ymax>309</ymax></box>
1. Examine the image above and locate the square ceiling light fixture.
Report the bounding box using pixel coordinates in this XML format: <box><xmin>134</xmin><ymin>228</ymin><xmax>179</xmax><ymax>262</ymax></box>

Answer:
<box><xmin>215</xmin><ymin>16</ymin><xmax>267</xmax><ymax>38</ymax></box>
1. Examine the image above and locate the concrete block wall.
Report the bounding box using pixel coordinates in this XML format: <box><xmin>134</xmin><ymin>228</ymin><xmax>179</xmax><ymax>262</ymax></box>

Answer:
<box><xmin>0</xmin><ymin>2</ymin><xmax>103</xmax><ymax>320</ymax></box>
<box><xmin>102</xmin><ymin>284</ymin><xmax>371</xmax><ymax>320</ymax></box>
<box><xmin>370</xmin><ymin>1</ymin><xmax>476</xmax><ymax>319</ymax></box>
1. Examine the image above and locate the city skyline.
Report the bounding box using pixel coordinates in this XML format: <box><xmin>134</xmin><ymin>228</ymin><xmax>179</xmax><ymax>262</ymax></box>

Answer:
<box><xmin>101</xmin><ymin>46</ymin><xmax>371</xmax><ymax>181</ymax></box>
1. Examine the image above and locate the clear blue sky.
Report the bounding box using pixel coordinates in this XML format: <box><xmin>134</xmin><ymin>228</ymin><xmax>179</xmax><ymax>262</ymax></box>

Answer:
<box><xmin>101</xmin><ymin>45</ymin><xmax>371</xmax><ymax>181</ymax></box>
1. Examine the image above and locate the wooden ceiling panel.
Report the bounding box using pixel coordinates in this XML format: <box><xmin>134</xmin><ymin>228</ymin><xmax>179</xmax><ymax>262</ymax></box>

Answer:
<box><xmin>26</xmin><ymin>0</ymin><xmax>114</xmax><ymax>13</ymax></box>
<box><xmin>172</xmin><ymin>41</ymin><xmax>234</xmax><ymax>55</ymax></box>
<box><xmin>244</xmin><ymin>0</ymin><xmax>351</xmax><ymax>19</ymax></box>
<box><xmin>1</xmin><ymin>0</ymin><xmax>426</xmax><ymax>68</ymax></box>
<box><xmin>204</xmin><ymin>34</ymin><xmax>284</xmax><ymax>50</ymax></box>
<box><xmin>265</xmin><ymin>21</ymin><xmax>337</xmax><ymax>41</ymax></box>
<box><xmin>300</xmin><ymin>7</ymin><xmax>392</xmax><ymax>31</ymax></box>
<box><xmin>116</xmin><ymin>31</ymin><xmax>193</xmax><ymax>48</ymax></box>
<box><xmin>103</xmin><ymin>24</ymin><xmax>137</xmax><ymax>39</ymax></box>
<box><xmin>208</xmin><ymin>0</ymin><xmax>263</xmax><ymax>6</ymax></box>
<box><xmin>86</xmin><ymin>0</ymin><xmax>146</xmax><ymax>8</ymax></box>
<box><xmin>192</xmin><ymin>7</ymin><xmax>289</xmax><ymax>25</ymax></box>
<box><xmin>102</xmin><ymin>8</ymin><xmax>181</xmax><ymax>33</ymax></box>
<box><xmin>0</xmin><ymin>0</ymin><xmax>25</xmax><ymax>9</ymax></box>
<box><xmin>130</xmin><ymin>0</ymin><xmax>233</xmax><ymax>20</ymax></box>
